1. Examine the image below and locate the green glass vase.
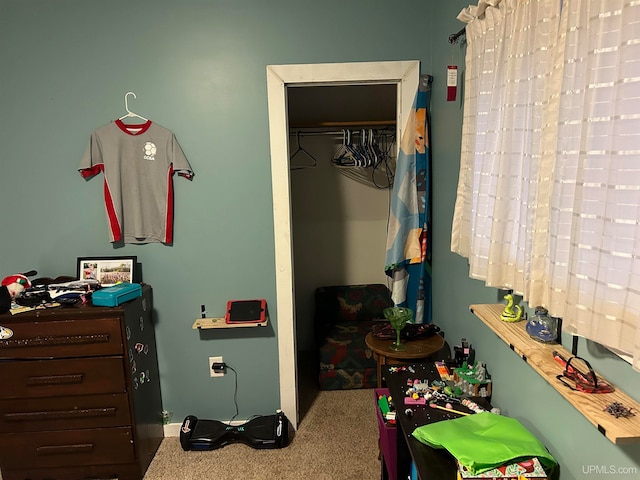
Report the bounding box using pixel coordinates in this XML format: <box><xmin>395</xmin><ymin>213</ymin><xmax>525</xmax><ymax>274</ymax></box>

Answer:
<box><xmin>383</xmin><ymin>307</ymin><xmax>413</xmax><ymax>352</ymax></box>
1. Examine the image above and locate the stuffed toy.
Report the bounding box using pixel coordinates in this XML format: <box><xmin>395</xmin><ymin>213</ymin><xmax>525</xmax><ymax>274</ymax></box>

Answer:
<box><xmin>0</xmin><ymin>271</ymin><xmax>35</xmax><ymax>314</ymax></box>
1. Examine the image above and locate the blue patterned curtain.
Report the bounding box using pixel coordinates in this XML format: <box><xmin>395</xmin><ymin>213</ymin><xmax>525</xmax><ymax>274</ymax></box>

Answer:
<box><xmin>384</xmin><ymin>75</ymin><xmax>432</xmax><ymax>324</ymax></box>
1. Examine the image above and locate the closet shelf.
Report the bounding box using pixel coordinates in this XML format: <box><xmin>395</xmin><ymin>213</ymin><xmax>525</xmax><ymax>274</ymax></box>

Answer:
<box><xmin>470</xmin><ymin>303</ymin><xmax>640</xmax><ymax>445</ymax></box>
<box><xmin>289</xmin><ymin>120</ymin><xmax>396</xmax><ymax>128</ymax></box>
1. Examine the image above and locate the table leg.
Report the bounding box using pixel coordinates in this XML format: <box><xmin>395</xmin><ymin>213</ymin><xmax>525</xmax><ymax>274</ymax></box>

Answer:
<box><xmin>374</xmin><ymin>352</ymin><xmax>384</xmax><ymax>388</ymax></box>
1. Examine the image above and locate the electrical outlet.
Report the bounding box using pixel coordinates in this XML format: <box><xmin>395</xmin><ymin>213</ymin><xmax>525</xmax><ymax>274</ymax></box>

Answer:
<box><xmin>209</xmin><ymin>356</ymin><xmax>224</xmax><ymax>377</ymax></box>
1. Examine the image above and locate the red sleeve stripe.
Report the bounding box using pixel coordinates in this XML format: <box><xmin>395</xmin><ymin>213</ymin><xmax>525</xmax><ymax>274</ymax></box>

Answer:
<box><xmin>79</xmin><ymin>164</ymin><xmax>103</xmax><ymax>179</ymax></box>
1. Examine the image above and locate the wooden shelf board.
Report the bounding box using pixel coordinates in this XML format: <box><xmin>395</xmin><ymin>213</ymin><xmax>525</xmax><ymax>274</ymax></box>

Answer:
<box><xmin>289</xmin><ymin>120</ymin><xmax>396</xmax><ymax>128</ymax></box>
<box><xmin>192</xmin><ymin>316</ymin><xmax>268</xmax><ymax>329</ymax></box>
<box><xmin>470</xmin><ymin>303</ymin><xmax>640</xmax><ymax>445</ymax></box>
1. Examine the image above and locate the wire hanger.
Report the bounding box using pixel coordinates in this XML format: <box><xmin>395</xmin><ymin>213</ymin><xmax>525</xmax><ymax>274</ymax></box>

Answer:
<box><xmin>290</xmin><ymin>131</ymin><xmax>317</xmax><ymax>170</ymax></box>
<box><xmin>119</xmin><ymin>91</ymin><xmax>148</xmax><ymax>122</ymax></box>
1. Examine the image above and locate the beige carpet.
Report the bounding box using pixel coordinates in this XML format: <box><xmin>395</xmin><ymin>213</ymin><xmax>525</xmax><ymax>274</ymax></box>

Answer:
<box><xmin>143</xmin><ymin>388</ymin><xmax>381</xmax><ymax>480</ymax></box>
<box><xmin>0</xmin><ymin>389</ymin><xmax>380</xmax><ymax>480</ymax></box>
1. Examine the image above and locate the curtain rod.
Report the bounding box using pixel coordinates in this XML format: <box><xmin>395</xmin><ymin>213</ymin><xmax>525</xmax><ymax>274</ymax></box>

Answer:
<box><xmin>449</xmin><ymin>26</ymin><xmax>466</xmax><ymax>44</ymax></box>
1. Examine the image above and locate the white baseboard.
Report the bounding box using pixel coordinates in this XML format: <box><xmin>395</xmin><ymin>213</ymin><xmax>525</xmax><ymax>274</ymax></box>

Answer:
<box><xmin>163</xmin><ymin>422</ymin><xmax>183</xmax><ymax>437</ymax></box>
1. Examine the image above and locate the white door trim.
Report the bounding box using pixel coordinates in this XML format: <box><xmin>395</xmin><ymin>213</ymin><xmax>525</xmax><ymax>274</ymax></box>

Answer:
<box><xmin>266</xmin><ymin>60</ymin><xmax>420</xmax><ymax>427</ymax></box>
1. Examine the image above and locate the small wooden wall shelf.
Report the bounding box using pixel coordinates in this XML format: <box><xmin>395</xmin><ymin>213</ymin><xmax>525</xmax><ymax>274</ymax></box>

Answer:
<box><xmin>470</xmin><ymin>303</ymin><xmax>640</xmax><ymax>445</ymax></box>
<box><xmin>192</xmin><ymin>317</ymin><xmax>268</xmax><ymax>329</ymax></box>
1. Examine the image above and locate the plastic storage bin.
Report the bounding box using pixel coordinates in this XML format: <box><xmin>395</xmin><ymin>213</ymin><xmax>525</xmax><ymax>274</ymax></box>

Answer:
<box><xmin>375</xmin><ymin>388</ymin><xmax>396</xmax><ymax>480</ymax></box>
<box><xmin>92</xmin><ymin>283</ymin><xmax>142</xmax><ymax>307</ymax></box>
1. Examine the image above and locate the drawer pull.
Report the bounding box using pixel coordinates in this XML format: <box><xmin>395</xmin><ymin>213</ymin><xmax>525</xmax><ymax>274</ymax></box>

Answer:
<box><xmin>36</xmin><ymin>443</ymin><xmax>95</xmax><ymax>455</ymax></box>
<box><xmin>1</xmin><ymin>333</ymin><xmax>111</xmax><ymax>349</ymax></box>
<box><xmin>5</xmin><ymin>407</ymin><xmax>117</xmax><ymax>422</ymax></box>
<box><xmin>27</xmin><ymin>374</ymin><xmax>84</xmax><ymax>386</ymax></box>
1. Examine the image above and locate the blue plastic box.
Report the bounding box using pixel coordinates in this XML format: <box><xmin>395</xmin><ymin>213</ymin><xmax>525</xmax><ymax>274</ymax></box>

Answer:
<box><xmin>92</xmin><ymin>282</ymin><xmax>142</xmax><ymax>307</ymax></box>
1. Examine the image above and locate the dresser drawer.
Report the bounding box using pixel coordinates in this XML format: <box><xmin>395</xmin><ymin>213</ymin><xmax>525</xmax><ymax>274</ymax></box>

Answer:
<box><xmin>0</xmin><ymin>463</ymin><xmax>142</xmax><ymax>480</ymax></box>
<box><xmin>0</xmin><ymin>393</ymin><xmax>131</xmax><ymax>433</ymax></box>
<box><xmin>0</xmin><ymin>427</ymin><xmax>135</xmax><ymax>469</ymax></box>
<box><xmin>0</xmin><ymin>357</ymin><xmax>126</xmax><ymax>399</ymax></box>
<box><xmin>0</xmin><ymin>317</ymin><xmax>124</xmax><ymax>358</ymax></box>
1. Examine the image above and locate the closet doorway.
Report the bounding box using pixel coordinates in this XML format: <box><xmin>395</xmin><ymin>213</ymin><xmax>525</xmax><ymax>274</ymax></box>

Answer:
<box><xmin>266</xmin><ymin>61</ymin><xmax>420</xmax><ymax>428</ymax></box>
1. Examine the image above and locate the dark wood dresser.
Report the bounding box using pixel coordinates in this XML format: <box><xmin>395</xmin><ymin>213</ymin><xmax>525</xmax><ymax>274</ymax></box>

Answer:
<box><xmin>0</xmin><ymin>284</ymin><xmax>163</xmax><ymax>480</ymax></box>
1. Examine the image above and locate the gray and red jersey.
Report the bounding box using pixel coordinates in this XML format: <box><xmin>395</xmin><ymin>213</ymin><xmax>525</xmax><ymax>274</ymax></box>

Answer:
<box><xmin>79</xmin><ymin>120</ymin><xmax>193</xmax><ymax>244</ymax></box>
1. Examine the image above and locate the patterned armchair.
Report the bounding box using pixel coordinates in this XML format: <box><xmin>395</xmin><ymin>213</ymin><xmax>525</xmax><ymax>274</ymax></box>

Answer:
<box><xmin>315</xmin><ymin>284</ymin><xmax>393</xmax><ymax>390</ymax></box>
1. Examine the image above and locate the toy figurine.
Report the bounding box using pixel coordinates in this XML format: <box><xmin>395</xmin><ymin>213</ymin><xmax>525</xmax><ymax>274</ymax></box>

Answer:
<box><xmin>500</xmin><ymin>293</ymin><xmax>523</xmax><ymax>322</ymax></box>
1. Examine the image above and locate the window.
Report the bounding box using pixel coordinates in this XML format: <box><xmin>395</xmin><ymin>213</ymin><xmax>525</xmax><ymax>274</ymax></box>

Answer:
<box><xmin>451</xmin><ymin>0</ymin><xmax>640</xmax><ymax>370</ymax></box>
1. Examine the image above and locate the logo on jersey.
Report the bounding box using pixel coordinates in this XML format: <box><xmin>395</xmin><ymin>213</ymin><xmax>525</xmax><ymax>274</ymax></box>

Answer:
<box><xmin>143</xmin><ymin>142</ymin><xmax>157</xmax><ymax>161</ymax></box>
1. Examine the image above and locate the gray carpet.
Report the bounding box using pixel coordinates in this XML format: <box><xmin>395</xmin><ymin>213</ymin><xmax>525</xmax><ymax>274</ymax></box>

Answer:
<box><xmin>143</xmin><ymin>388</ymin><xmax>381</xmax><ymax>480</ymax></box>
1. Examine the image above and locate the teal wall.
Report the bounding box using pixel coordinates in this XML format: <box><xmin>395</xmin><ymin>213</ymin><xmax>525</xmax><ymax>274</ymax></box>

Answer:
<box><xmin>0</xmin><ymin>1</ymin><xmax>638</xmax><ymax>478</ymax></box>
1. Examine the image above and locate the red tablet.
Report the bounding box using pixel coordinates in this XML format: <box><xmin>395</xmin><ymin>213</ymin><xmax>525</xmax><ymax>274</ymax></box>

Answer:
<box><xmin>225</xmin><ymin>299</ymin><xmax>267</xmax><ymax>324</ymax></box>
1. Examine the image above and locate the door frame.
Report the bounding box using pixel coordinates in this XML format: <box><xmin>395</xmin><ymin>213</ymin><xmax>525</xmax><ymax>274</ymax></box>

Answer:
<box><xmin>266</xmin><ymin>60</ymin><xmax>420</xmax><ymax>427</ymax></box>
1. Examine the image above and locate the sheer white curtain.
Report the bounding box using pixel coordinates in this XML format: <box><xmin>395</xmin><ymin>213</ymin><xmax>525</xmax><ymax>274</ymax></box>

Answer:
<box><xmin>451</xmin><ymin>0</ymin><xmax>560</xmax><ymax>292</ymax></box>
<box><xmin>451</xmin><ymin>0</ymin><xmax>640</xmax><ymax>370</ymax></box>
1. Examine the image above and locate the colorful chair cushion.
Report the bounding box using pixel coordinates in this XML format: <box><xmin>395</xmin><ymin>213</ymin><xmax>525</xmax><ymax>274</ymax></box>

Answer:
<box><xmin>315</xmin><ymin>284</ymin><xmax>393</xmax><ymax>390</ymax></box>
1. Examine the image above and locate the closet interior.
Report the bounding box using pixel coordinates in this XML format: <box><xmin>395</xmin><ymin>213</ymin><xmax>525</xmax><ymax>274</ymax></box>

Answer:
<box><xmin>287</xmin><ymin>84</ymin><xmax>398</xmax><ymax>417</ymax></box>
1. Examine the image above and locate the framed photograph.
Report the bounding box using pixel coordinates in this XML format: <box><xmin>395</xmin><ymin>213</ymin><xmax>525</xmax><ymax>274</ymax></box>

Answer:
<box><xmin>77</xmin><ymin>256</ymin><xmax>138</xmax><ymax>287</ymax></box>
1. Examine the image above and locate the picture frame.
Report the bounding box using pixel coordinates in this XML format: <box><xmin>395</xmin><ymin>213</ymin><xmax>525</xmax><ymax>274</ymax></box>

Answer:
<box><xmin>76</xmin><ymin>256</ymin><xmax>138</xmax><ymax>287</ymax></box>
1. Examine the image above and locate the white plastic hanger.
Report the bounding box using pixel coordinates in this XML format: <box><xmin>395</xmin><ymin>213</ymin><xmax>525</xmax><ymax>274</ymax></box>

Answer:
<box><xmin>119</xmin><ymin>91</ymin><xmax>148</xmax><ymax>122</ymax></box>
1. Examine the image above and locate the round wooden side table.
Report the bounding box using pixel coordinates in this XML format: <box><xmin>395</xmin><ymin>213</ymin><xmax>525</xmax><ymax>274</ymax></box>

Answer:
<box><xmin>365</xmin><ymin>331</ymin><xmax>445</xmax><ymax>387</ymax></box>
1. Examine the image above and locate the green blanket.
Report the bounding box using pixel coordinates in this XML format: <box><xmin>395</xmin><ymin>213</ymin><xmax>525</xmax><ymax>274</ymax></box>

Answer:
<box><xmin>412</xmin><ymin>412</ymin><xmax>557</xmax><ymax>475</ymax></box>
